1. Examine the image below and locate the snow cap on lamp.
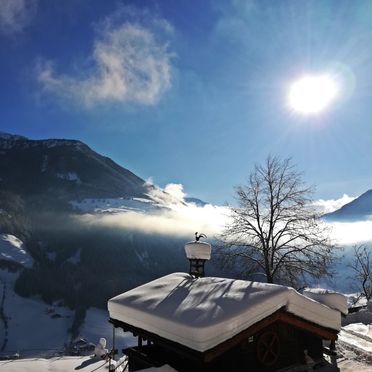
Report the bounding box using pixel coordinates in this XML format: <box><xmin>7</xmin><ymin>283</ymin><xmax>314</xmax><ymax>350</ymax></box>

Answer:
<box><xmin>185</xmin><ymin>232</ymin><xmax>211</xmax><ymax>277</ymax></box>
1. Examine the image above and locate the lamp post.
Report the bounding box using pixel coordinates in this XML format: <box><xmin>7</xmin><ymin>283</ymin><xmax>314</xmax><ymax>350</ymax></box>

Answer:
<box><xmin>184</xmin><ymin>232</ymin><xmax>211</xmax><ymax>278</ymax></box>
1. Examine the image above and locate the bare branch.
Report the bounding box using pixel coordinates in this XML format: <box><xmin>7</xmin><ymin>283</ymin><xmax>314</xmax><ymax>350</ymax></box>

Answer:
<box><xmin>216</xmin><ymin>155</ymin><xmax>337</xmax><ymax>286</ymax></box>
<box><xmin>348</xmin><ymin>244</ymin><xmax>372</xmax><ymax>301</ymax></box>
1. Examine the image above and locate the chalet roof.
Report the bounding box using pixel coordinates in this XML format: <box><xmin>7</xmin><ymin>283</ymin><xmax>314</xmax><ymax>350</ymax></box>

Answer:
<box><xmin>108</xmin><ymin>273</ymin><xmax>342</xmax><ymax>352</ymax></box>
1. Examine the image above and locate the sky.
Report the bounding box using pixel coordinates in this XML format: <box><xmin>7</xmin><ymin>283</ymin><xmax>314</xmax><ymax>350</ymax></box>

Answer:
<box><xmin>1</xmin><ymin>0</ymin><xmax>372</xmax><ymax>204</ymax></box>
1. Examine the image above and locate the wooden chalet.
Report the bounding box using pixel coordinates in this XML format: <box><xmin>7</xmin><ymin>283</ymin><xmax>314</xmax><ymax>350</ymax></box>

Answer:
<box><xmin>108</xmin><ymin>273</ymin><xmax>347</xmax><ymax>371</ymax></box>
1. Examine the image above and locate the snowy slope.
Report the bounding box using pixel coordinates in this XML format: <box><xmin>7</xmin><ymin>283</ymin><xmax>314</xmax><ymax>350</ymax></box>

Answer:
<box><xmin>0</xmin><ymin>234</ymin><xmax>33</xmax><ymax>268</ymax></box>
<box><xmin>0</xmin><ymin>233</ymin><xmax>136</xmax><ymax>357</ymax></box>
<box><xmin>70</xmin><ymin>197</ymin><xmax>159</xmax><ymax>214</ymax></box>
<box><xmin>81</xmin><ymin>307</ymin><xmax>136</xmax><ymax>352</ymax></box>
<box><xmin>339</xmin><ymin>324</ymin><xmax>372</xmax><ymax>355</ymax></box>
<box><xmin>0</xmin><ymin>234</ymin><xmax>73</xmax><ymax>356</ymax></box>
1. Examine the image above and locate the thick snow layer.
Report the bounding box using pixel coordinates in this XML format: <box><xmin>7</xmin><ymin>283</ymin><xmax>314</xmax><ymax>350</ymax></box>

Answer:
<box><xmin>184</xmin><ymin>242</ymin><xmax>211</xmax><ymax>260</ymax></box>
<box><xmin>344</xmin><ymin>322</ymin><xmax>372</xmax><ymax>336</ymax></box>
<box><xmin>344</xmin><ymin>293</ymin><xmax>368</xmax><ymax>308</ymax></box>
<box><xmin>339</xmin><ymin>328</ymin><xmax>372</xmax><ymax>354</ymax></box>
<box><xmin>108</xmin><ymin>273</ymin><xmax>341</xmax><ymax>352</ymax></box>
<box><xmin>0</xmin><ymin>234</ymin><xmax>33</xmax><ymax>268</ymax></box>
<box><xmin>343</xmin><ymin>323</ymin><xmax>372</xmax><ymax>341</ymax></box>
<box><xmin>303</xmin><ymin>288</ymin><xmax>348</xmax><ymax>315</ymax></box>
<box><xmin>338</xmin><ymin>359</ymin><xmax>372</xmax><ymax>372</ymax></box>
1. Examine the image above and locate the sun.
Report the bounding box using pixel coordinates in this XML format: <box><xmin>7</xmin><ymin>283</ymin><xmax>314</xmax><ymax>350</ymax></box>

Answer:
<box><xmin>288</xmin><ymin>75</ymin><xmax>338</xmax><ymax>114</ymax></box>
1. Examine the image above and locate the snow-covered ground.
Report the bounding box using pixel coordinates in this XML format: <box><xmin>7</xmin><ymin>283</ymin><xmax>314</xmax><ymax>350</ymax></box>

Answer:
<box><xmin>0</xmin><ymin>356</ymin><xmax>176</xmax><ymax>371</ymax></box>
<box><xmin>1</xmin><ymin>274</ymin><xmax>133</xmax><ymax>358</ymax></box>
<box><xmin>0</xmin><ymin>234</ymin><xmax>73</xmax><ymax>356</ymax></box>
<box><xmin>0</xmin><ymin>234</ymin><xmax>132</xmax><ymax>358</ymax></box>
<box><xmin>0</xmin><ymin>234</ymin><xmax>33</xmax><ymax>268</ymax></box>
<box><xmin>81</xmin><ymin>307</ymin><xmax>136</xmax><ymax>352</ymax></box>
<box><xmin>0</xmin><ymin>344</ymin><xmax>371</xmax><ymax>372</ymax></box>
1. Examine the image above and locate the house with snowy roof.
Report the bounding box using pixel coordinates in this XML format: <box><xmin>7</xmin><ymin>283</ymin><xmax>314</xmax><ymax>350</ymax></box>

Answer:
<box><xmin>107</xmin><ymin>238</ymin><xmax>347</xmax><ymax>371</ymax></box>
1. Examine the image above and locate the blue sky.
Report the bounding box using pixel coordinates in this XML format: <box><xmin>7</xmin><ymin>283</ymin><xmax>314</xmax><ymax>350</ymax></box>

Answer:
<box><xmin>1</xmin><ymin>0</ymin><xmax>372</xmax><ymax>204</ymax></box>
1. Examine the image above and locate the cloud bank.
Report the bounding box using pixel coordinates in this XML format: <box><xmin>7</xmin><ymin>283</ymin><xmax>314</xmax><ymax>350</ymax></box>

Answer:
<box><xmin>0</xmin><ymin>0</ymin><xmax>37</xmax><ymax>34</ymax></box>
<box><xmin>313</xmin><ymin>194</ymin><xmax>355</xmax><ymax>214</ymax></box>
<box><xmin>328</xmin><ymin>220</ymin><xmax>372</xmax><ymax>245</ymax></box>
<box><xmin>78</xmin><ymin>202</ymin><xmax>228</xmax><ymax>239</ymax></box>
<box><xmin>74</xmin><ymin>186</ymin><xmax>371</xmax><ymax>246</ymax></box>
<box><xmin>37</xmin><ymin>8</ymin><xmax>173</xmax><ymax>107</ymax></box>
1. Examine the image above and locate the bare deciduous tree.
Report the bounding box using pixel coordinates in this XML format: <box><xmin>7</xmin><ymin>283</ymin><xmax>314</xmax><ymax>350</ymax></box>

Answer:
<box><xmin>349</xmin><ymin>244</ymin><xmax>372</xmax><ymax>301</ymax></box>
<box><xmin>217</xmin><ymin>156</ymin><xmax>336</xmax><ymax>287</ymax></box>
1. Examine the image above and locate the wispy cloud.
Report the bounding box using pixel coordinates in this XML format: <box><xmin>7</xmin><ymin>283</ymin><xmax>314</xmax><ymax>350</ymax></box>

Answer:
<box><xmin>146</xmin><ymin>183</ymin><xmax>187</xmax><ymax>206</ymax></box>
<box><xmin>313</xmin><ymin>194</ymin><xmax>355</xmax><ymax>214</ymax></box>
<box><xmin>37</xmin><ymin>7</ymin><xmax>173</xmax><ymax>107</ymax></box>
<box><xmin>0</xmin><ymin>0</ymin><xmax>37</xmax><ymax>34</ymax></box>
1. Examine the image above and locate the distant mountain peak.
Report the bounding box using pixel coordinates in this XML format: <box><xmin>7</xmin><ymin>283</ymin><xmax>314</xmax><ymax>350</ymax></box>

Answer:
<box><xmin>322</xmin><ymin>189</ymin><xmax>372</xmax><ymax>221</ymax></box>
<box><xmin>0</xmin><ymin>134</ymin><xmax>149</xmax><ymax>202</ymax></box>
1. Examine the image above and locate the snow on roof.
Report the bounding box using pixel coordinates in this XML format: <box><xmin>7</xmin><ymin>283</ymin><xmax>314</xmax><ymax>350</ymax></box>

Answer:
<box><xmin>108</xmin><ymin>273</ymin><xmax>342</xmax><ymax>352</ymax></box>
<box><xmin>0</xmin><ymin>234</ymin><xmax>33</xmax><ymax>268</ymax></box>
<box><xmin>303</xmin><ymin>288</ymin><xmax>348</xmax><ymax>315</ymax></box>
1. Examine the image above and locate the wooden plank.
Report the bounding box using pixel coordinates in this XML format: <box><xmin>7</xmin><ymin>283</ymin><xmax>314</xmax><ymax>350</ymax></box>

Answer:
<box><xmin>277</xmin><ymin>312</ymin><xmax>337</xmax><ymax>341</ymax></box>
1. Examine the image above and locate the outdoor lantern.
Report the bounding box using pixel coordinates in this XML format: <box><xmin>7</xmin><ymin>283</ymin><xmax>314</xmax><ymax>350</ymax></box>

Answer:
<box><xmin>184</xmin><ymin>232</ymin><xmax>211</xmax><ymax>278</ymax></box>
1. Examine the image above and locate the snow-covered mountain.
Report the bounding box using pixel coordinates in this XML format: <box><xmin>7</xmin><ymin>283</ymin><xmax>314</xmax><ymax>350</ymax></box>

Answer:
<box><xmin>0</xmin><ymin>132</ymin><xmax>149</xmax><ymax>202</ymax></box>
<box><xmin>0</xmin><ymin>133</ymin><xmax>192</xmax><ymax>355</ymax></box>
<box><xmin>323</xmin><ymin>189</ymin><xmax>372</xmax><ymax>221</ymax></box>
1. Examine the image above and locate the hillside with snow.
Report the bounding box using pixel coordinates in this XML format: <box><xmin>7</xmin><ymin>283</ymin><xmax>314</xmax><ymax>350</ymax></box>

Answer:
<box><xmin>0</xmin><ymin>233</ymin><xmax>135</xmax><ymax>358</ymax></box>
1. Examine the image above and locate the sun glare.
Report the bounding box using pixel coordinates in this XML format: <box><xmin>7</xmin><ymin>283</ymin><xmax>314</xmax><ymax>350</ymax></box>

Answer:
<box><xmin>288</xmin><ymin>75</ymin><xmax>338</xmax><ymax>114</ymax></box>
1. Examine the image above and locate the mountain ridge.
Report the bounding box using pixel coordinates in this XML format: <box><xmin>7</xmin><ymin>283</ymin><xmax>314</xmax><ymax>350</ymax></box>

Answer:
<box><xmin>323</xmin><ymin>189</ymin><xmax>372</xmax><ymax>221</ymax></box>
<box><xmin>0</xmin><ymin>132</ymin><xmax>149</xmax><ymax>202</ymax></box>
